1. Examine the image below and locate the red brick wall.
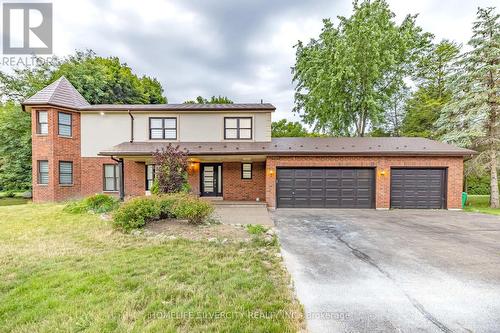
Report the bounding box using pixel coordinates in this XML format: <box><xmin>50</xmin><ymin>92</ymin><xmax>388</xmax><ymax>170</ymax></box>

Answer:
<box><xmin>81</xmin><ymin>157</ymin><xmax>119</xmax><ymax>197</ymax></box>
<box><xmin>265</xmin><ymin>156</ymin><xmax>464</xmax><ymax>209</ymax></box>
<box><xmin>32</xmin><ymin>107</ymin><xmax>146</xmax><ymax>201</ymax></box>
<box><xmin>222</xmin><ymin>162</ymin><xmax>266</xmax><ymax>201</ymax></box>
<box><xmin>32</xmin><ymin>107</ymin><xmax>82</xmax><ymax>202</ymax></box>
<box><xmin>124</xmin><ymin>160</ymin><xmax>146</xmax><ymax>197</ymax></box>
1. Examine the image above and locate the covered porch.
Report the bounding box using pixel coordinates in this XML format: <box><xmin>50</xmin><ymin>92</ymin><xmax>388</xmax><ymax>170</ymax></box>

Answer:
<box><xmin>114</xmin><ymin>154</ymin><xmax>268</xmax><ymax>204</ymax></box>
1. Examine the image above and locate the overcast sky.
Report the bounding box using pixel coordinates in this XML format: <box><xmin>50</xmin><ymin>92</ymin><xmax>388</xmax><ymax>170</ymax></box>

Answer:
<box><xmin>3</xmin><ymin>0</ymin><xmax>498</xmax><ymax>120</ymax></box>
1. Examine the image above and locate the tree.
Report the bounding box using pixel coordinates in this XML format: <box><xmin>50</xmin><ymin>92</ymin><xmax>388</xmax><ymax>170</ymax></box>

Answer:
<box><xmin>0</xmin><ymin>49</ymin><xmax>168</xmax><ymax>191</ymax></box>
<box><xmin>272</xmin><ymin>119</ymin><xmax>310</xmax><ymax>137</ymax></box>
<box><xmin>292</xmin><ymin>0</ymin><xmax>431</xmax><ymax>136</ymax></box>
<box><xmin>437</xmin><ymin>7</ymin><xmax>499</xmax><ymax>208</ymax></box>
<box><xmin>152</xmin><ymin>145</ymin><xmax>188</xmax><ymax>194</ymax></box>
<box><xmin>184</xmin><ymin>95</ymin><xmax>233</xmax><ymax>104</ymax></box>
<box><xmin>0</xmin><ymin>102</ymin><xmax>32</xmax><ymax>190</ymax></box>
<box><xmin>371</xmin><ymin>87</ymin><xmax>410</xmax><ymax>136</ymax></box>
<box><xmin>401</xmin><ymin>40</ymin><xmax>460</xmax><ymax>138</ymax></box>
<box><xmin>0</xmin><ymin>50</ymin><xmax>167</xmax><ymax>104</ymax></box>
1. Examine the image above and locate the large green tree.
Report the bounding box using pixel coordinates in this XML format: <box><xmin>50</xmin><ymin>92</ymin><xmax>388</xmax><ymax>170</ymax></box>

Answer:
<box><xmin>0</xmin><ymin>102</ymin><xmax>32</xmax><ymax>190</ymax></box>
<box><xmin>292</xmin><ymin>0</ymin><xmax>431</xmax><ymax>136</ymax></box>
<box><xmin>437</xmin><ymin>7</ymin><xmax>499</xmax><ymax>208</ymax></box>
<box><xmin>0</xmin><ymin>50</ymin><xmax>167</xmax><ymax>191</ymax></box>
<box><xmin>184</xmin><ymin>96</ymin><xmax>233</xmax><ymax>104</ymax></box>
<box><xmin>401</xmin><ymin>40</ymin><xmax>460</xmax><ymax>138</ymax></box>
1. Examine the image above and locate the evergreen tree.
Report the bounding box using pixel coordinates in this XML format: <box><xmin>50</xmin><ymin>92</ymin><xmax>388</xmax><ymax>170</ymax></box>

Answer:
<box><xmin>437</xmin><ymin>7</ymin><xmax>499</xmax><ymax>208</ymax></box>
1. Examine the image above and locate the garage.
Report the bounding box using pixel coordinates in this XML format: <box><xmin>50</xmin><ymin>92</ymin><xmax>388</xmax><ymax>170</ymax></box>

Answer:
<box><xmin>390</xmin><ymin>168</ymin><xmax>447</xmax><ymax>209</ymax></box>
<box><xmin>276</xmin><ymin>168</ymin><xmax>375</xmax><ymax>208</ymax></box>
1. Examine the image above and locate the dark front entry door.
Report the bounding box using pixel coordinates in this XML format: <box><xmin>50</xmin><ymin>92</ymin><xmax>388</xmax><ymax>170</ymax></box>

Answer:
<box><xmin>390</xmin><ymin>168</ymin><xmax>447</xmax><ymax>209</ymax></box>
<box><xmin>201</xmin><ymin>164</ymin><xmax>222</xmax><ymax>197</ymax></box>
<box><xmin>276</xmin><ymin>168</ymin><xmax>375</xmax><ymax>208</ymax></box>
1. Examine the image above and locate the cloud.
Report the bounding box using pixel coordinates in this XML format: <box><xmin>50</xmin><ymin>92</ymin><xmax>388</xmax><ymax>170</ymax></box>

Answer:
<box><xmin>3</xmin><ymin>0</ymin><xmax>498</xmax><ymax>121</ymax></box>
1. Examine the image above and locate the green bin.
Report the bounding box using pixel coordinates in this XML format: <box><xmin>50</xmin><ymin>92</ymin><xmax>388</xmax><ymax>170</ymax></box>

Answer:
<box><xmin>462</xmin><ymin>192</ymin><xmax>467</xmax><ymax>208</ymax></box>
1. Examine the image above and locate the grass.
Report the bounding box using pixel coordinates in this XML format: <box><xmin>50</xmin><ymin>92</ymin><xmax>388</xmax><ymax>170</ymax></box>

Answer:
<box><xmin>0</xmin><ymin>198</ymin><xmax>29</xmax><ymax>206</ymax></box>
<box><xmin>464</xmin><ymin>195</ymin><xmax>500</xmax><ymax>216</ymax></box>
<box><xmin>0</xmin><ymin>204</ymin><xmax>303</xmax><ymax>332</ymax></box>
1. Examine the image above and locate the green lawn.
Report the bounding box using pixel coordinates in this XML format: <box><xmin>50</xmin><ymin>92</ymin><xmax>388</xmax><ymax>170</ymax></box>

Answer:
<box><xmin>0</xmin><ymin>198</ymin><xmax>29</xmax><ymax>206</ymax></box>
<box><xmin>464</xmin><ymin>195</ymin><xmax>500</xmax><ymax>216</ymax></box>
<box><xmin>0</xmin><ymin>204</ymin><xmax>303</xmax><ymax>332</ymax></box>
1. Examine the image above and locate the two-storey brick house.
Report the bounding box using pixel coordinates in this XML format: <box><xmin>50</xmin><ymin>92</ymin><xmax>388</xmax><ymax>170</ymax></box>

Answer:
<box><xmin>24</xmin><ymin>77</ymin><xmax>475</xmax><ymax>209</ymax></box>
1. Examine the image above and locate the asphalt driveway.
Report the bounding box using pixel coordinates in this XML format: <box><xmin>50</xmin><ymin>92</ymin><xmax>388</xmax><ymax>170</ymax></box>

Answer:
<box><xmin>272</xmin><ymin>209</ymin><xmax>500</xmax><ymax>333</ymax></box>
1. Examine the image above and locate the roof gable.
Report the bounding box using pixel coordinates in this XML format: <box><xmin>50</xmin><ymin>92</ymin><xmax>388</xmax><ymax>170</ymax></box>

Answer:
<box><xmin>23</xmin><ymin>76</ymin><xmax>90</xmax><ymax>109</ymax></box>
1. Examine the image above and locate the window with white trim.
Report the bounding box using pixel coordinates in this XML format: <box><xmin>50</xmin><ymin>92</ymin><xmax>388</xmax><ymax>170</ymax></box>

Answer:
<box><xmin>146</xmin><ymin>164</ymin><xmax>155</xmax><ymax>190</ymax></box>
<box><xmin>103</xmin><ymin>164</ymin><xmax>119</xmax><ymax>191</ymax></box>
<box><xmin>37</xmin><ymin>111</ymin><xmax>48</xmax><ymax>134</ymax></box>
<box><xmin>58</xmin><ymin>112</ymin><xmax>72</xmax><ymax>137</ymax></box>
<box><xmin>149</xmin><ymin>118</ymin><xmax>177</xmax><ymax>140</ymax></box>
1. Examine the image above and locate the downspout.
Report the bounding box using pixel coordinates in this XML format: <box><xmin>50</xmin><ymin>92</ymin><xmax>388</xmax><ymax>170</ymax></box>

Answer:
<box><xmin>128</xmin><ymin>110</ymin><xmax>134</xmax><ymax>143</ymax></box>
<box><xmin>111</xmin><ymin>156</ymin><xmax>125</xmax><ymax>201</ymax></box>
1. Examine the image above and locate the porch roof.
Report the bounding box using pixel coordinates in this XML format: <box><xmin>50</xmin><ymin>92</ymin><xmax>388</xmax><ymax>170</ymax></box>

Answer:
<box><xmin>98</xmin><ymin>137</ymin><xmax>475</xmax><ymax>157</ymax></box>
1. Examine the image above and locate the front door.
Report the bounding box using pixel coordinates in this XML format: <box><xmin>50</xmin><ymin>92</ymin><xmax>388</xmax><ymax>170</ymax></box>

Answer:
<box><xmin>201</xmin><ymin>163</ymin><xmax>222</xmax><ymax>197</ymax></box>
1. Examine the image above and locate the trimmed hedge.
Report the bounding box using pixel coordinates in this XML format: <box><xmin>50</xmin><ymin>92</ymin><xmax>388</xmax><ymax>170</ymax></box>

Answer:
<box><xmin>112</xmin><ymin>194</ymin><xmax>214</xmax><ymax>232</ymax></box>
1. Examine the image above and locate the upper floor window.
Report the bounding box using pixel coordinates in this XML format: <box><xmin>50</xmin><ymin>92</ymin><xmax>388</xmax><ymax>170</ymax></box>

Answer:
<box><xmin>58</xmin><ymin>112</ymin><xmax>72</xmax><ymax>137</ymax></box>
<box><xmin>37</xmin><ymin>111</ymin><xmax>48</xmax><ymax>134</ymax></box>
<box><xmin>59</xmin><ymin>161</ymin><xmax>73</xmax><ymax>185</ymax></box>
<box><xmin>103</xmin><ymin>164</ymin><xmax>119</xmax><ymax>192</ymax></box>
<box><xmin>38</xmin><ymin>160</ymin><xmax>49</xmax><ymax>184</ymax></box>
<box><xmin>224</xmin><ymin>117</ymin><xmax>252</xmax><ymax>140</ymax></box>
<box><xmin>149</xmin><ymin>118</ymin><xmax>177</xmax><ymax>140</ymax></box>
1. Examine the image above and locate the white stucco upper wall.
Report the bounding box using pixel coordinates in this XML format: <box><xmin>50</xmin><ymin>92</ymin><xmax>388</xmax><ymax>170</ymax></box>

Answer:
<box><xmin>80</xmin><ymin>111</ymin><xmax>272</xmax><ymax>157</ymax></box>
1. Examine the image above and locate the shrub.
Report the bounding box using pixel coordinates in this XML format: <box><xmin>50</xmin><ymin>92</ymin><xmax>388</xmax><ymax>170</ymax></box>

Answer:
<box><xmin>83</xmin><ymin>194</ymin><xmax>119</xmax><ymax>213</ymax></box>
<box><xmin>246</xmin><ymin>224</ymin><xmax>268</xmax><ymax>235</ymax></box>
<box><xmin>63</xmin><ymin>194</ymin><xmax>120</xmax><ymax>214</ymax></box>
<box><xmin>466</xmin><ymin>175</ymin><xmax>499</xmax><ymax>195</ymax></box>
<box><xmin>155</xmin><ymin>193</ymin><xmax>188</xmax><ymax>218</ymax></box>
<box><xmin>112</xmin><ymin>197</ymin><xmax>161</xmax><ymax>232</ymax></box>
<box><xmin>4</xmin><ymin>190</ymin><xmax>16</xmax><ymax>198</ymax></box>
<box><xmin>63</xmin><ymin>200</ymin><xmax>87</xmax><ymax>214</ymax></box>
<box><xmin>171</xmin><ymin>196</ymin><xmax>214</xmax><ymax>224</ymax></box>
<box><xmin>152</xmin><ymin>145</ymin><xmax>188</xmax><ymax>194</ymax></box>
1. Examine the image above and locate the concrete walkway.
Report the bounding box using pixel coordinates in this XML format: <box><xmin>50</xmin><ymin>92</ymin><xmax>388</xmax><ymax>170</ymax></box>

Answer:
<box><xmin>212</xmin><ymin>201</ymin><xmax>274</xmax><ymax>226</ymax></box>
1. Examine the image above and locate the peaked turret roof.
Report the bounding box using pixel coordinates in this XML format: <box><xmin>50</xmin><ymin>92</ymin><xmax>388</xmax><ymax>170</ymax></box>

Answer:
<box><xmin>23</xmin><ymin>76</ymin><xmax>90</xmax><ymax>109</ymax></box>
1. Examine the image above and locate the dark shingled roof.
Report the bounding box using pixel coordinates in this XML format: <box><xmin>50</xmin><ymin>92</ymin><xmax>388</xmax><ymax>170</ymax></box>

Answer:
<box><xmin>78</xmin><ymin>103</ymin><xmax>276</xmax><ymax>111</ymax></box>
<box><xmin>98</xmin><ymin>137</ymin><xmax>475</xmax><ymax>157</ymax></box>
<box><xmin>23</xmin><ymin>76</ymin><xmax>90</xmax><ymax>109</ymax></box>
<box><xmin>22</xmin><ymin>77</ymin><xmax>275</xmax><ymax>112</ymax></box>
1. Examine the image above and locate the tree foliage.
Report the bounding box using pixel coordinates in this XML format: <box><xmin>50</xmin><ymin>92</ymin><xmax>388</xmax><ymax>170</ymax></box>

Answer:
<box><xmin>292</xmin><ymin>0</ymin><xmax>431</xmax><ymax>136</ymax></box>
<box><xmin>437</xmin><ymin>7</ymin><xmax>499</xmax><ymax>208</ymax></box>
<box><xmin>401</xmin><ymin>40</ymin><xmax>460</xmax><ymax>138</ymax></box>
<box><xmin>0</xmin><ymin>50</ymin><xmax>167</xmax><ymax>104</ymax></box>
<box><xmin>184</xmin><ymin>96</ymin><xmax>233</xmax><ymax>104</ymax></box>
<box><xmin>271</xmin><ymin>119</ymin><xmax>309</xmax><ymax>137</ymax></box>
<box><xmin>0</xmin><ymin>102</ymin><xmax>32</xmax><ymax>190</ymax></box>
<box><xmin>152</xmin><ymin>145</ymin><xmax>189</xmax><ymax>194</ymax></box>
